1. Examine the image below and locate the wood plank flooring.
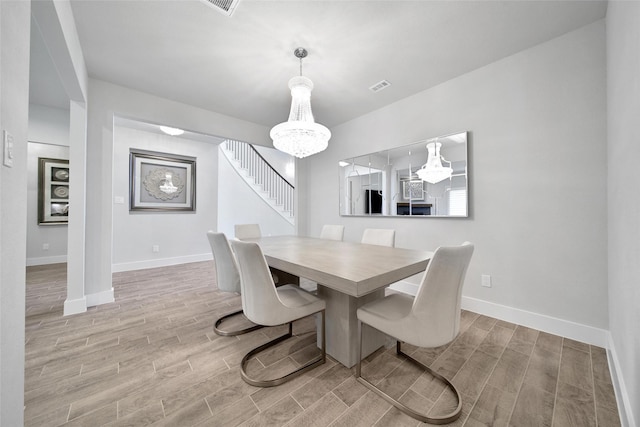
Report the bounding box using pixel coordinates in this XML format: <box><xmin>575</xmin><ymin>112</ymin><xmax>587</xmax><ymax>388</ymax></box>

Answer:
<box><xmin>25</xmin><ymin>261</ymin><xmax>621</xmax><ymax>426</ymax></box>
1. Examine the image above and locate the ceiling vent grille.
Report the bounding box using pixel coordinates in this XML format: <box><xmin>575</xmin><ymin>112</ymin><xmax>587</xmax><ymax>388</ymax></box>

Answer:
<box><xmin>202</xmin><ymin>0</ymin><xmax>240</xmax><ymax>17</ymax></box>
<box><xmin>369</xmin><ymin>80</ymin><xmax>391</xmax><ymax>93</ymax></box>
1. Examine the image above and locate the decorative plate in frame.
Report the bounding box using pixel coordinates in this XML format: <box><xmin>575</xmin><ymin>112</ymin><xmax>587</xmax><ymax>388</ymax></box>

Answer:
<box><xmin>402</xmin><ymin>179</ymin><xmax>424</xmax><ymax>201</ymax></box>
<box><xmin>38</xmin><ymin>157</ymin><xmax>70</xmax><ymax>225</ymax></box>
<box><xmin>129</xmin><ymin>149</ymin><xmax>196</xmax><ymax>212</ymax></box>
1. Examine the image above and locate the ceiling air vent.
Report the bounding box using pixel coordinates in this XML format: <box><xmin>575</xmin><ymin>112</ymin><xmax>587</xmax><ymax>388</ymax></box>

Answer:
<box><xmin>202</xmin><ymin>0</ymin><xmax>240</xmax><ymax>17</ymax></box>
<box><xmin>369</xmin><ymin>80</ymin><xmax>391</xmax><ymax>93</ymax></box>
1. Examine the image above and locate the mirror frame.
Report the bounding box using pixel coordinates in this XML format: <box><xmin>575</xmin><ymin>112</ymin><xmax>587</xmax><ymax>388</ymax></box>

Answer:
<box><xmin>339</xmin><ymin>131</ymin><xmax>468</xmax><ymax>218</ymax></box>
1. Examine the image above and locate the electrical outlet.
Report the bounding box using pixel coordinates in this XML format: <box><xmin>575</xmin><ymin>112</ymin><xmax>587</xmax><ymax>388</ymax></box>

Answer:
<box><xmin>481</xmin><ymin>274</ymin><xmax>492</xmax><ymax>288</ymax></box>
<box><xmin>152</xmin><ymin>245</ymin><xmax>160</xmax><ymax>253</ymax></box>
<box><xmin>42</xmin><ymin>243</ymin><xmax>49</xmax><ymax>251</ymax></box>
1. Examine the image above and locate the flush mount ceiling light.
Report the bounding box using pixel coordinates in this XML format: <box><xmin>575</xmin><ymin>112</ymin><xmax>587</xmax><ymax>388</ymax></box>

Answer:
<box><xmin>270</xmin><ymin>47</ymin><xmax>331</xmax><ymax>159</ymax></box>
<box><xmin>415</xmin><ymin>141</ymin><xmax>453</xmax><ymax>184</ymax></box>
<box><xmin>159</xmin><ymin>125</ymin><xmax>184</xmax><ymax>136</ymax></box>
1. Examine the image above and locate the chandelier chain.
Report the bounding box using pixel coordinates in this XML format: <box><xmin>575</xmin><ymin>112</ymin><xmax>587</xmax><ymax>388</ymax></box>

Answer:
<box><xmin>294</xmin><ymin>47</ymin><xmax>308</xmax><ymax>76</ymax></box>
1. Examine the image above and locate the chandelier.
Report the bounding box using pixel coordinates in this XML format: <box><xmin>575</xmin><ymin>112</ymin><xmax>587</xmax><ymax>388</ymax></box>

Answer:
<box><xmin>270</xmin><ymin>47</ymin><xmax>331</xmax><ymax>158</ymax></box>
<box><xmin>415</xmin><ymin>141</ymin><xmax>453</xmax><ymax>184</ymax></box>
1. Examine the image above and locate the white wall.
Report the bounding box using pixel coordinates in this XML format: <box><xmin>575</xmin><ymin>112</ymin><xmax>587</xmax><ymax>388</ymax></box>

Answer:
<box><xmin>84</xmin><ymin>79</ymin><xmax>272</xmax><ymax>302</ymax></box>
<box><xmin>303</xmin><ymin>22</ymin><xmax>608</xmax><ymax>335</ymax></box>
<box><xmin>607</xmin><ymin>2</ymin><xmax>640</xmax><ymax>426</ymax></box>
<box><xmin>27</xmin><ymin>105</ymin><xmax>70</xmax><ymax>265</ymax></box>
<box><xmin>0</xmin><ymin>1</ymin><xmax>30</xmax><ymax>425</ymax></box>
<box><xmin>217</xmin><ymin>146</ymin><xmax>296</xmax><ymax>239</ymax></box>
<box><xmin>31</xmin><ymin>0</ymin><xmax>90</xmax><ymax>317</ymax></box>
<box><xmin>112</xmin><ymin>126</ymin><xmax>219</xmax><ymax>271</ymax></box>
<box><xmin>28</xmin><ymin>104</ymin><xmax>70</xmax><ymax>143</ymax></box>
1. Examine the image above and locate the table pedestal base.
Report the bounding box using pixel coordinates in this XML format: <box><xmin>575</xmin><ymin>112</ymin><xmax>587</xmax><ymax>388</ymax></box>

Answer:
<box><xmin>316</xmin><ymin>285</ymin><xmax>387</xmax><ymax>368</ymax></box>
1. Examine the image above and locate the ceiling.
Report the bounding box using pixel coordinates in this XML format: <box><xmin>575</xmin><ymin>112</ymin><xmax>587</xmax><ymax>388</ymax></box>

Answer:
<box><xmin>30</xmin><ymin>0</ymin><xmax>607</xmax><ymax>129</ymax></box>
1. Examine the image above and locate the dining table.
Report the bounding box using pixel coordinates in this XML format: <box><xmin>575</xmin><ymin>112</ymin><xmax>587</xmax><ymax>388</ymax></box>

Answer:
<box><xmin>246</xmin><ymin>235</ymin><xmax>433</xmax><ymax>368</ymax></box>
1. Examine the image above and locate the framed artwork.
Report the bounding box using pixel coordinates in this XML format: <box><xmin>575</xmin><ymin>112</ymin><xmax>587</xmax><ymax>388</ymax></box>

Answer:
<box><xmin>129</xmin><ymin>149</ymin><xmax>196</xmax><ymax>212</ymax></box>
<box><xmin>38</xmin><ymin>157</ymin><xmax>70</xmax><ymax>225</ymax></box>
<box><xmin>402</xmin><ymin>179</ymin><xmax>424</xmax><ymax>201</ymax></box>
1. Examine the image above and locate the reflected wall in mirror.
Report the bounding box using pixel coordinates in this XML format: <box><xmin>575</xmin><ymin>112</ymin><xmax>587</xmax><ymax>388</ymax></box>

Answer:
<box><xmin>339</xmin><ymin>131</ymin><xmax>468</xmax><ymax>217</ymax></box>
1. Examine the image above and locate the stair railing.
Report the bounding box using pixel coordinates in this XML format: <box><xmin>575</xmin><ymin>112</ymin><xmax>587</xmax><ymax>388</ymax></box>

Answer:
<box><xmin>224</xmin><ymin>140</ymin><xmax>294</xmax><ymax>217</ymax></box>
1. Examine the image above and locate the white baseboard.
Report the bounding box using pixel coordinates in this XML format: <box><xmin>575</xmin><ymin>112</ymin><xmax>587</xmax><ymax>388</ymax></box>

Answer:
<box><xmin>63</xmin><ymin>297</ymin><xmax>87</xmax><ymax>316</ymax></box>
<box><xmin>607</xmin><ymin>333</ymin><xmax>637</xmax><ymax>427</ymax></box>
<box><xmin>86</xmin><ymin>288</ymin><xmax>114</xmax><ymax>307</ymax></box>
<box><xmin>112</xmin><ymin>253</ymin><xmax>213</xmax><ymax>273</ymax></box>
<box><xmin>461</xmin><ymin>296</ymin><xmax>609</xmax><ymax>347</ymax></box>
<box><xmin>389</xmin><ymin>281</ymin><xmax>609</xmax><ymax>347</ymax></box>
<box><xmin>26</xmin><ymin>255</ymin><xmax>67</xmax><ymax>266</ymax></box>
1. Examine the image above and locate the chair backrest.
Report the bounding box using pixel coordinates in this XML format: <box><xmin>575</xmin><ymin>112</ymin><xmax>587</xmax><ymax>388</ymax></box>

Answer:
<box><xmin>229</xmin><ymin>239</ymin><xmax>283</xmax><ymax>326</ymax></box>
<box><xmin>234</xmin><ymin>223</ymin><xmax>262</xmax><ymax>240</ymax></box>
<box><xmin>320</xmin><ymin>225</ymin><xmax>345</xmax><ymax>241</ymax></box>
<box><xmin>206</xmin><ymin>231</ymin><xmax>241</xmax><ymax>294</ymax></box>
<box><xmin>412</xmin><ymin>242</ymin><xmax>474</xmax><ymax>347</ymax></box>
<box><xmin>361</xmin><ymin>228</ymin><xmax>395</xmax><ymax>247</ymax></box>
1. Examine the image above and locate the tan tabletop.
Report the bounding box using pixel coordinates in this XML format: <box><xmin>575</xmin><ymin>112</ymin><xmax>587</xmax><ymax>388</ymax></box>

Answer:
<box><xmin>248</xmin><ymin>235</ymin><xmax>433</xmax><ymax>367</ymax></box>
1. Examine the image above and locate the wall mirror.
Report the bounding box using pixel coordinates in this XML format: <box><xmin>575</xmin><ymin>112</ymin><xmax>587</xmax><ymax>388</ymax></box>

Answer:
<box><xmin>339</xmin><ymin>131</ymin><xmax>468</xmax><ymax>217</ymax></box>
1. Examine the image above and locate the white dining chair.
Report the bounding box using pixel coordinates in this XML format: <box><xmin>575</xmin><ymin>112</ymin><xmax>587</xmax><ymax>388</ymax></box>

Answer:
<box><xmin>230</xmin><ymin>239</ymin><xmax>326</xmax><ymax>387</ymax></box>
<box><xmin>355</xmin><ymin>242</ymin><xmax>474</xmax><ymax>424</ymax></box>
<box><xmin>361</xmin><ymin>228</ymin><xmax>395</xmax><ymax>247</ymax></box>
<box><xmin>207</xmin><ymin>231</ymin><xmax>261</xmax><ymax>336</ymax></box>
<box><xmin>320</xmin><ymin>224</ymin><xmax>345</xmax><ymax>241</ymax></box>
<box><xmin>234</xmin><ymin>223</ymin><xmax>262</xmax><ymax>240</ymax></box>
<box><xmin>234</xmin><ymin>223</ymin><xmax>299</xmax><ymax>286</ymax></box>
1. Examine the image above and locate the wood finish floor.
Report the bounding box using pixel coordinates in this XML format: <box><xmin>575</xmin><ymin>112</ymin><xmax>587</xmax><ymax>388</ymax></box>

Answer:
<box><xmin>25</xmin><ymin>261</ymin><xmax>621</xmax><ymax>426</ymax></box>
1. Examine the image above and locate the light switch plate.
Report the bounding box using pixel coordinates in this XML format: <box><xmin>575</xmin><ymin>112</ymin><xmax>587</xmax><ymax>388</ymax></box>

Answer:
<box><xmin>3</xmin><ymin>130</ymin><xmax>14</xmax><ymax>167</ymax></box>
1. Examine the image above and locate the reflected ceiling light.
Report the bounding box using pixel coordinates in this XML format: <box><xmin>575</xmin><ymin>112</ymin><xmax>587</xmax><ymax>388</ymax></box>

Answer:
<box><xmin>338</xmin><ymin>161</ymin><xmax>350</xmax><ymax>167</ymax></box>
<box><xmin>159</xmin><ymin>125</ymin><xmax>184</xmax><ymax>136</ymax></box>
<box><xmin>416</xmin><ymin>141</ymin><xmax>453</xmax><ymax>184</ymax></box>
<box><xmin>270</xmin><ymin>47</ymin><xmax>331</xmax><ymax>159</ymax></box>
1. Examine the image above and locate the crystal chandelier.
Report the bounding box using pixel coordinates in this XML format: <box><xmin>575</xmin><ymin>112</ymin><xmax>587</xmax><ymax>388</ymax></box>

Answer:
<box><xmin>415</xmin><ymin>141</ymin><xmax>453</xmax><ymax>184</ymax></box>
<box><xmin>270</xmin><ymin>47</ymin><xmax>331</xmax><ymax>158</ymax></box>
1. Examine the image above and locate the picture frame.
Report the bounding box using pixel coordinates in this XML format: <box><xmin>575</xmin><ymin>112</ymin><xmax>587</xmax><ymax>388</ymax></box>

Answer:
<box><xmin>38</xmin><ymin>157</ymin><xmax>70</xmax><ymax>225</ymax></box>
<box><xmin>129</xmin><ymin>149</ymin><xmax>196</xmax><ymax>212</ymax></box>
<box><xmin>402</xmin><ymin>179</ymin><xmax>424</xmax><ymax>201</ymax></box>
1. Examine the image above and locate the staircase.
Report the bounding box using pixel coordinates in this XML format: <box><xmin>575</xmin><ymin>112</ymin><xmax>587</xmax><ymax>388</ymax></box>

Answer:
<box><xmin>221</xmin><ymin>140</ymin><xmax>294</xmax><ymax>224</ymax></box>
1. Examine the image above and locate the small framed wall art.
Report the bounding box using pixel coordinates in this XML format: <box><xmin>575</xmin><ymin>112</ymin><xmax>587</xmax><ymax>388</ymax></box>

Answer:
<box><xmin>38</xmin><ymin>157</ymin><xmax>70</xmax><ymax>225</ymax></box>
<box><xmin>402</xmin><ymin>179</ymin><xmax>424</xmax><ymax>201</ymax></box>
<box><xmin>129</xmin><ymin>149</ymin><xmax>196</xmax><ymax>212</ymax></box>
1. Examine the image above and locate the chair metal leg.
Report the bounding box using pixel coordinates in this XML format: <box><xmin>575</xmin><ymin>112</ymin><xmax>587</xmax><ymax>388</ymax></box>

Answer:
<box><xmin>240</xmin><ymin>310</ymin><xmax>326</xmax><ymax>388</ymax></box>
<box><xmin>355</xmin><ymin>321</ymin><xmax>462</xmax><ymax>425</ymax></box>
<box><xmin>213</xmin><ymin>309</ymin><xmax>262</xmax><ymax>336</ymax></box>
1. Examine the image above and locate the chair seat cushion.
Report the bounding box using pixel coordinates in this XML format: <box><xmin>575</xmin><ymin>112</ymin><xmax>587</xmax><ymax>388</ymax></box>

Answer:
<box><xmin>357</xmin><ymin>292</ymin><xmax>458</xmax><ymax>348</ymax></box>
<box><xmin>357</xmin><ymin>293</ymin><xmax>413</xmax><ymax>336</ymax></box>
<box><xmin>277</xmin><ymin>285</ymin><xmax>324</xmax><ymax>308</ymax></box>
<box><xmin>259</xmin><ymin>284</ymin><xmax>325</xmax><ymax>326</ymax></box>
